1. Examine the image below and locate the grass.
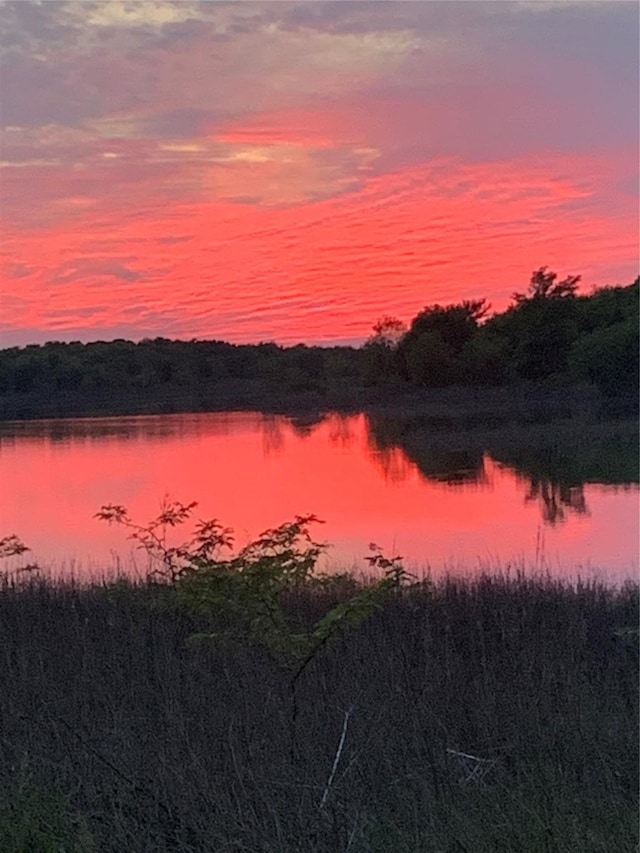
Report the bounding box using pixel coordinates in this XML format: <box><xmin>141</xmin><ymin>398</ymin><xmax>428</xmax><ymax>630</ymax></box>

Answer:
<box><xmin>0</xmin><ymin>571</ymin><xmax>637</xmax><ymax>852</ymax></box>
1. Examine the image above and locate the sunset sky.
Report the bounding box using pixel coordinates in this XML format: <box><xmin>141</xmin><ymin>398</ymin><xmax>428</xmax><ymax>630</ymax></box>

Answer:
<box><xmin>1</xmin><ymin>0</ymin><xmax>638</xmax><ymax>348</ymax></box>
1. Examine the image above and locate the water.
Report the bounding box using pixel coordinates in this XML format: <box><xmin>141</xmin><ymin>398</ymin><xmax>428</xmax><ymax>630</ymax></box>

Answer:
<box><xmin>1</xmin><ymin>411</ymin><xmax>637</xmax><ymax>581</ymax></box>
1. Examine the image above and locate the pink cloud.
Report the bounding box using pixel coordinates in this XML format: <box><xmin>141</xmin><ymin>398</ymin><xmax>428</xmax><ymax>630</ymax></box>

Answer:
<box><xmin>1</xmin><ymin>1</ymin><xmax>637</xmax><ymax>347</ymax></box>
<box><xmin>2</xmin><ymin>149</ymin><xmax>637</xmax><ymax>348</ymax></box>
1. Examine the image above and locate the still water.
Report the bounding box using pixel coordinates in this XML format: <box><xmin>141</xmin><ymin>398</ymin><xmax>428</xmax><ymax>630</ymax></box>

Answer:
<box><xmin>1</xmin><ymin>412</ymin><xmax>638</xmax><ymax>581</ymax></box>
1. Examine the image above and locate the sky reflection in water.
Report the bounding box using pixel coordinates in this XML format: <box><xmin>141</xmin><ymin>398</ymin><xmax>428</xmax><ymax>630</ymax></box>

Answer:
<box><xmin>1</xmin><ymin>412</ymin><xmax>637</xmax><ymax>582</ymax></box>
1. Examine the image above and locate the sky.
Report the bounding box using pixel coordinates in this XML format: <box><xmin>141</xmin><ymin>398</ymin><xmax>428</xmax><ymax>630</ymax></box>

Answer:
<box><xmin>1</xmin><ymin>0</ymin><xmax>638</xmax><ymax>349</ymax></box>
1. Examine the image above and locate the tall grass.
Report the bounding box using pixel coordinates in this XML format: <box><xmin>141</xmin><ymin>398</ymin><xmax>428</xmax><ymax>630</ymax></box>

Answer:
<box><xmin>0</xmin><ymin>572</ymin><xmax>637</xmax><ymax>852</ymax></box>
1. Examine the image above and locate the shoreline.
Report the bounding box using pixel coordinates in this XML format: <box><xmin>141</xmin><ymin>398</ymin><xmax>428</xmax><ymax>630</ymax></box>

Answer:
<box><xmin>1</xmin><ymin>380</ymin><xmax>637</xmax><ymax>423</ymax></box>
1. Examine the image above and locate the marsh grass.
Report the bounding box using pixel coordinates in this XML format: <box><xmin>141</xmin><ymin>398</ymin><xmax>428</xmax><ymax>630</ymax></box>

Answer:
<box><xmin>0</xmin><ymin>571</ymin><xmax>637</xmax><ymax>852</ymax></box>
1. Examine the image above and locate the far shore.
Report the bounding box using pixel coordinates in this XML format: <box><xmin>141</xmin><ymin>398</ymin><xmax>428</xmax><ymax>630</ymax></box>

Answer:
<box><xmin>1</xmin><ymin>379</ymin><xmax>637</xmax><ymax>423</ymax></box>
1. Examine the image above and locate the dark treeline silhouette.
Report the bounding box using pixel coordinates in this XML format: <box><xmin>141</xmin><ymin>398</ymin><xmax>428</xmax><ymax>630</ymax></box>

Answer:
<box><xmin>0</xmin><ymin>337</ymin><xmax>367</xmax><ymax>418</ymax></box>
<box><xmin>0</xmin><ymin>268</ymin><xmax>637</xmax><ymax>419</ymax></box>
<box><xmin>368</xmin><ymin>269</ymin><xmax>638</xmax><ymax>394</ymax></box>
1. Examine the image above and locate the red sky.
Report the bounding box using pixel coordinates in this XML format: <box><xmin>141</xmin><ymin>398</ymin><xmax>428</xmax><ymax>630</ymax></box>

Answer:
<box><xmin>1</xmin><ymin>0</ymin><xmax>638</xmax><ymax>348</ymax></box>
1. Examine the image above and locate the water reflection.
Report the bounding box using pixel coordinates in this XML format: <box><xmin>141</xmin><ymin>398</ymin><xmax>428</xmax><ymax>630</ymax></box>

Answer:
<box><xmin>371</xmin><ymin>442</ymin><xmax>487</xmax><ymax>486</ymax></box>
<box><xmin>0</xmin><ymin>413</ymin><xmax>266</xmax><ymax>444</ymax></box>
<box><xmin>261</xmin><ymin>415</ymin><xmax>285</xmax><ymax>456</ymax></box>
<box><xmin>364</xmin><ymin>415</ymin><xmax>486</xmax><ymax>485</ymax></box>
<box><xmin>520</xmin><ymin>479</ymin><xmax>587</xmax><ymax>526</ymax></box>
<box><xmin>0</xmin><ymin>411</ymin><xmax>637</xmax><ymax>578</ymax></box>
<box><xmin>288</xmin><ymin>412</ymin><xmax>326</xmax><ymax>438</ymax></box>
<box><xmin>362</xmin><ymin>412</ymin><xmax>638</xmax><ymax>525</ymax></box>
<box><xmin>327</xmin><ymin>417</ymin><xmax>356</xmax><ymax>449</ymax></box>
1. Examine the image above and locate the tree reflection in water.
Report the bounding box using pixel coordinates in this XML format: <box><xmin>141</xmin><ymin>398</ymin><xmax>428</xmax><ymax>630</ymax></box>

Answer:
<box><xmin>522</xmin><ymin>478</ymin><xmax>588</xmax><ymax>526</ymax></box>
<box><xmin>371</xmin><ymin>445</ymin><xmax>414</xmax><ymax>484</ymax></box>
<box><xmin>255</xmin><ymin>410</ymin><xmax>635</xmax><ymax>525</ymax></box>
<box><xmin>261</xmin><ymin>414</ymin><xmax>285</xmax><ymax>456</ymax></box>
<box><xmin>365</xmin><ymin>414</ymin><xmax>489</xmax><ymax>487</ymax></box>
<box><xmin>288</xmin><ymin>412</ymin><xmax>326</xmax><ymax>438</ymax></box>
<box><xmin>373</xmin><ymin>443</ymin><xmax>488</xmax><ymax>486</ymax></box>
<box><xmin>363</xmin><ymin>412</ymin><xmax>638</xmax><ymax>525</ymax></box>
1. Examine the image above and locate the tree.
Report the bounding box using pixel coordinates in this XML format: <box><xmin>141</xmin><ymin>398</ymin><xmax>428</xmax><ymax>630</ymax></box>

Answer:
<box><xmin>397</xmin><ymin>299</ymin><xmax>489</xmax><ymax>385</ymax></box>
<box><xmin>460</xmin><ymin>330</ymin><xmax>510</xmax><ymax>385</ymax></box>
<box><xmin>513</xmin><ymin>266</ymin><xmax>580</xmax><ymax>305</ymax></box>
<box><xmin>367</xmin><ymin>316</ymin><xmax>408</xmax><ymax>349</ymax></box>
<box><xmin>402</xmin><ymin>330</ymin><xmax>461</xmax><ymax>386</ymax></box>
<box><xmin>96</xmin><ymin>500</ymin><xmax>414</xmax><ymax>759</ymax></box>
<box><xmin>576</xmin><ymin>278</ymin><xmax>639</xmax><ymax>334</ymax></box>
<box><xmin>362</xmin><ymin>316</ymin><xmax>407</xmax><ymax>384</ymax></box>
<box><xmin>402</xmin><ymin>300</ymin><xmax>488</xmax><ymax>354</ymax></box>
<box><xmin>569</xmin><ymin>317</ymin><xmax>639</xmax><ymax>397</ymax></box>
<box><xmin>484</xmin><ymin>268</ymin><xmax>583</xmax><ymax>381</ymax></box>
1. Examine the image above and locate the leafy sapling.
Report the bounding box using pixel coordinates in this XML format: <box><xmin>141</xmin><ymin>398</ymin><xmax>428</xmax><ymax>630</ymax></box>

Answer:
<box><xmin>95</xmin><ymin>499</ymin><xmax>234</xmax><ymax>582</ymax></box>
<box><xmin>0</xmin><ymin>535</ymin><xmax>39</xmax><ymax>581</ymax></box>
<box><xmin>95</xmin><ymin>501</ymin><xmax>416</xmax><ymax>758</ymax></box>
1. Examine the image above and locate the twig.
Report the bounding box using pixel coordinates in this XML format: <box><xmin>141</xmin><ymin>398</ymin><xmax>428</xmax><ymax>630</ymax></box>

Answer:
<box><xmin>319</xmin><ymin>705</ymin><xmax>353</xmax><ymax>809</ymax></box>
<box><xmin>446</xmin><ymin>747</ymin><xmax>499</xmax><ymax>784</ymax></box>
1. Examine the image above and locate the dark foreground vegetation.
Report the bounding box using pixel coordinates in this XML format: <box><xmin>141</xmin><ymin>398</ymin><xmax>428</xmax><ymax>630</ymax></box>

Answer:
<box><xmin>1</xmin><ymin>565</ymin><xmax>637</xmax><ymax>851</ymax></box>
<box><xmin>0</xmin><ymin>269</ymin><xmax>637</xmax><ymax>419</ymax></box>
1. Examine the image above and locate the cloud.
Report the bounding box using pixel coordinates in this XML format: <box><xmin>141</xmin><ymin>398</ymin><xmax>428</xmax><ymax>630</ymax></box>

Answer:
<box><xmin>3</xmin><ymin>1</ymin><xmax>636</xmax><ymax>162</ymax></box>
<box><xmin>1</xmin><ymin>123</ymin><xmax>382</xmax><ymax>229</ymax></box>
<box><xmin>143</xmin><ymin>108</ymin><xmax>223</xmax><ymax>138</ymax></box>
<box><xmin>3</xmin><ymin>147</ymin><xmax>636</xmax><ymax>348</ymax></box>
<box><xmin>68</xmin><ymin>0</ymin><xmax>202</xmax><ymax>30</ymax></box>
<box><xmin>51</xmin><ymin>257</ymin><xmax>143</xmax><ymax>285</ymax></box>
<box><xmin>5</xmin><ymin>262</ymin><xmax>33</xmax><ymax>279</ymax></box>
<box><xmin>157</xmin><ymin>235</ymin><xmax>192</xmax><ymax>245</ymax></box>
<box><xmin>0</xmin><ymin>1</ymin><xmax>637</xmax><ymax>347</ymax></box>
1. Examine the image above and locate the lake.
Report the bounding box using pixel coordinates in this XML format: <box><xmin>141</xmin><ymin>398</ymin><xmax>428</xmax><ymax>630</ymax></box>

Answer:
<box><xmin>1</xmin><ymin>411</ymin><xmax>638</xmax><ymax>582</ymax></box>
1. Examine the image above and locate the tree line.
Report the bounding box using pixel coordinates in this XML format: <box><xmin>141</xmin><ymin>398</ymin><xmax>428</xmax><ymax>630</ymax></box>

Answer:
<box><xmin>365</xmin><ymin>268</ymin><xmax>638</xmax><ymax>393</ymax></box>
<box><xmin>0</xmin><ymin>268</ymin><xmax>637</xmax><ymax>418</ymax></box>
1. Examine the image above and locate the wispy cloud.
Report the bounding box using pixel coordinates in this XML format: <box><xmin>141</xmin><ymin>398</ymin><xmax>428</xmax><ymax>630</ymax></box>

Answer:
<box><xmin>1</xmin><ymin>0</ymin><xmax>637</xmax><ymax>346</ymax></box>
